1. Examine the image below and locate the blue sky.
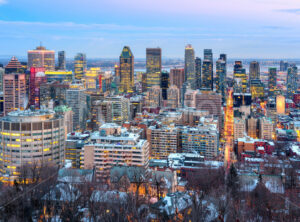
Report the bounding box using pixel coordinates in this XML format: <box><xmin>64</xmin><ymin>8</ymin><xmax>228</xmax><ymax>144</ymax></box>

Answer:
<box><xmin>0</xmin><ymin>0</ymin><xmax>300</xmax><ymax>58</ymax></box>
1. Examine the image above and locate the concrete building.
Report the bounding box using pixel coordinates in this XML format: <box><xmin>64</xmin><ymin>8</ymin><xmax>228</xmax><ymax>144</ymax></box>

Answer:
<box><xmin>58</xmin><ymin>51</ymin><xmax>66</xmax><ymax>70</ymax></box>
<box><xmin>247</xmin><ymin>117</ymin><xmax>258</xmax><ymax>139</ymax></box>
<box><xmin>66</xmin><ymin>86</ymin><xmax>87</xmax><ymax>131</ymax></box>
<box><xmin>54</xmin><ymin>105</ymin><xmax>73</xmax><ymax>137</ymax></box>
<box><xmin>167</xmin><ymin>85</ymin><xmax>180</xmax><ymax>109</ymax></box>
<box><xmin>170</xmin><ymin>68</ymin><xmax>185</xmax><ymax>90</ymax></box>
<box><xmin>144</xmin><ymin>85</ymin><xmax>162</xmax><ymax>108</ymax></box>
<box><xmin>82</xmin><ymin>123</ymin><xmax>150</xmax><ymax>180</ymax></box>
<box><xmin>234</xmin><ymin>118</ymin><xmax>246</xmax><ymax>140</ymax></box>
<box><xmin>147</xmin><ymin>125</ymin><xmax>179</xmax><ymax>159</ymax></box>
<box><xmin>259</xmin><ymin>117</ymin><xmax>273</xmax><ymax>140</ymax></box>
<box><xmin>184</xmin><ymin>89</ymin><xmax>197</xmax><ymax>108</ymax></box>
<box><xmin>0</xmin><ymin>109</ymin><xmax>65</xmax><ymax>183</ymax></box>
<box><xmin>146</xmin><ymin>48</ymin><xmax>161</xmax><ymax>89</ymax></box>
<box><xmin>65</xmin><ymin>132</ymin><xmax>90</xmax><ymax>168</ymax></box>
<box><xmin>3</xmin><ymin>73</ymin><xmax>26</xmax><ymax>115</ymax></box>
<box><xmin>181</xmin><ymin>124</ymin><xmax>219</xmax><ymax>159</ymax></box>
<box><xmin>27</xmin><ymin>46</ymin><xmax>55</xmax><ymax>71</ymax></box>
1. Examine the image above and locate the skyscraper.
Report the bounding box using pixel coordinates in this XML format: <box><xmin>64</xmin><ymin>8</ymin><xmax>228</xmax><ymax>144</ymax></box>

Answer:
<box><xmin>160</xmin><ymin>71</ymin><xmax>169</xmax><ymax>100</ymax></box>
<box><xmin>249</xmin><ymin>61</ymin><xmax>260</xmax><ymax>81</ymax></box>
<box><xmin>29</xmin><ymin>67</ymin><xmax>47</xmax><ymax>109</ymax></box>
<box><xmin>58</xmin><ymin>51</ymin><xmax>66</xmax><ymax>70</ymax></box>
<box><xmin>201</xmin><ymin>60</ymin><xmax>213</xmax><ymax>90</ymax></box>
<box><xmin>184</xmin><ymin>44</ymin><xmax>195</xmax><ymax>89</ymax></box>
<box><xmin>4</xmin><ymin>56</ymin><xmax>23</xmax><ymax>74</ymax></box>
<box><xmin>28</xmin><ymin>45</ymin><xmax>55</xmax><ymax>71</ymax></box>
<box><xmin>280</xmin><ymin>61</ymin><xmax>289</xmax><ymax>72</ymax></box>
<box><xmin>3</xmin><ymin>73</ymin><xmax>26</xmax><ymax>115</ymax></box>
<box><xmin>170</xmin><ymin>68</ymin><xmax>185</xmax><ymax>90</ymax></box>
<box><xmin>287</xmin><ymin>65</ymin><xmax>298</xmax><ymax>99</ymax></box>
<box><xmin>146</xmin><ymin>48</ymin><xmax>161</xmax><ymax>89</ymax></box>
<box><xmin>219</xmin><ymin>54</ymin><xmax>227</xmax><ymax>63</ymax></box>
<box><xmin>233</xmin><ymin>61</ymin><xmax>247</xmax><ymax>93</ymax></box>
<box><xmin>119</xmin><ymin>46</ymin><xmax>134</xmax><ymax>93</ymax></box>
<box><xmin>268</xmin><ymin>67</ymin><xmax>277</xmax><ymax>95</ymax></box>
<box><xmin>195</xmin><ymin>57</ymin><xmax>202</xmax><ymax>89</ymax></box>
<box><xmin>216</xmin><ymin>59</ymin><xmax>226</xmax><ymax>98</ymax></box>
<box><xmin>0</xmin><ymin>68</ymin><xmax>3</xmax><ymax>92</ymax></box>
<box><xmin>204</xmin><ymin>49</ymin><xmax>213</xmax><ymax>62</ymax></box>
<box><xmin>74</xmin><ymin>53</ymin><xmax>87</xmax><ymax>80</ymax></box>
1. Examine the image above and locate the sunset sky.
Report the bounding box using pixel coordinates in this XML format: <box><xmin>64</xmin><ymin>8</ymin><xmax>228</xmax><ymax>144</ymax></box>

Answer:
<box><xmin>0</xmin><ymin>0</ymin><xmax>300</xmax><ymax>58</ymax></box>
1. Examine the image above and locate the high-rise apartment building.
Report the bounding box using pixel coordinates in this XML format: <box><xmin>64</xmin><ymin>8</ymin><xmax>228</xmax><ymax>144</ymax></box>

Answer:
<box><xmin>202</xmin><ymin>60</ymin><xmax>213</xmax><ymax>90</ymax></box>
<box><xmin>268</xmin><ymin>67</ymin><xmax>277</xmax><ymax>96</ymax></box>
<box><xmin>74</xmin><ymin>53</ymin><xmax>87</xmax><ymax>80</ymax></box>
<box><xmin>259</xmin><ymin>117</ymin><xmax>273</xmax><ymax>140</ymax></box>
<box><xmin>181</xmin><ymin>124</ymin><xmax>219</xmax><ymax>159</ymax></box>
<box><xmin>82</xmin><ymin>124</ymin><xmax>149</xmax><ymax>180</ymax></box>
<box><xmin>167</xmin><ymin>85</ymin><xmax>180</xmax><ymax>109</ymax></box>
<box><xmin>246</xmin><ymin>117</ymin><xmax>258</xmax><ymax>139</ymax></box>
<box><xmin>0</xmin><ymin>109</ymin><xmax>65</xmax><ymax>183</ymax></box>
<box><xmin>184</xmin><ymin>45</ymin><xmax>196</xmax><ymax>89</ymax></box>
<box><xmin>146</xmin><ymin>48</ymin><xmax>161</xmax><ymax>89</ymax></box>
<box><xmin>29</xmin><ymin>67</ymin><xmax>47</xmax><ymax>109</ymax></box>
<box><xmin>148</xmin><ymin>125</ymin><xmax>179</xmax><ymax>159</ymax></box>
<box><xmin>3</xmin><ymin>73</ymin><xmax>26</xmax><ymax>115</ymax></box>
<box><xmin>66</xmin><ymin>85</ymin><xmax>87</xmax><ymax>130</ymax></box>
<box><xmin>28</xmin><ymin>46</ymin><xmax>55</xmax><ymax>71</ymax></box>
<box><xmin>287</xmin><ymin>65</ymin><xmax>298</xmax><ymax>99</ymax></box>
<box><xmin>170</xmin><ymin>68</ymin><xmax>185</xmax><ymax>90</ymax></box>
<box><xmin>249</xmin><ymin>61</ymin><xmax>260</xmax><ymax>81</ymax></box>
<box><xmin>58</xmin><ymin>51</ymin><xmax>66</xmax><ymax>70</ymax></box>
<box><xmin>119</xmin><ymin>46</ymin><xmax>134</xmax><ymax>93</ymax></box>
<box><xmin>144</xmin><ymin>86</ymin><xmax>162</xmax><ymax>108</ymax></box>
<box><xmin>234</xmin><ymin>118</ymin><xmax>246</xmax><ymax>140</ymax></box>
<box><xmin>195</xmin><ymin>57</ymin><xmax>202</xmax><ymax>89</ymax></box>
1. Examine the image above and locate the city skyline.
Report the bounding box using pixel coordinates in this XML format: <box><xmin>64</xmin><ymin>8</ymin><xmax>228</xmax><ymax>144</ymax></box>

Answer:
<box><xmin>0</xmin><ymin>0</ymin><xmax>300</xmax><ymax>58</ymax></box>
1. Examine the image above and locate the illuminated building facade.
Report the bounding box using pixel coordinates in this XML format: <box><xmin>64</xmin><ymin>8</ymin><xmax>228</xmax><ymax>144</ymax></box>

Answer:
<box><xmin>249</xmin><ymin>61</ymin><xmax>260</xmax><ymax>81</ymax></box>
<box><xmin>268</xmin><ymin>67</ymin><xmax>277</xmax><ymax>96</ymax></box>
<box><xmin>66</xmin><ymin>86</ymin><xmax>87</xmax><ymax>130</ymax></box>
<box><xmin>29</xmin><ymin>67</ymin><xmax>47</xmax><ymax>109</ymax></box>
<box><xmin>4</xmin><ymin>56</ymin><xmax>23</xmax><ymax>74</ymax></box>
<box><xmin>3</xmin><ymin>73</ymin><xmax>26</xmax><ymax>115</ymax></box>
<box><xmin>160</xmin><ymin>71</ymin><xmax>169</xmax><ymax>100</ymax></box>
<box><xmin>233</xmin><ymin>61</ymin><xmax>247</xmax><ymax>93</ymax></box>
<box><xmin>259</xmin><ymin>117</ymin><xmax>273</xmax><ymax>140</ymax></box>
<box><xmin>195</xmin><ymin>57</ymin><xmax>202</xmax><ymax>89</ymax></box>
<box><xmin>40</xmin><ymin>81</ymin><xmax>70</xmax><ymax>107</ymax></box>
<box><xmin>287</xmin><ymin>65</ymin><xmax>298</xmax><ymax>99</ymax></box>
<box><xmin>0</xmin><ymin>68</ymin><xmax>3</xmax><ymax>91</ymax></box>
<box><xmin>184</xmin><ymin>44</ymin><xmax>196</xmax><ymax>89</ymax></box>
<box><xmin>66</xmin><ymin>132</ymin><xmax>90</xmax><ymax>168</ymax></box>
<box><xmin>45</xmin><ymin>70</ymin><xmax>73</xmax><ymax>82</ymax></box>
<box><xmin>144</xmin><ymin>86</ymin><xmax>162</xmax><ymax>108</ymax></box>
<box><xmin>216</xmin><ymin>59</ymin><xmax>226</xmax><ymax>98</ymax></box>
<box><xmin>74</xmin><ymin>53</ymin><xmax>87</xmax><ymax>80</ymax></box>
<box><xmin>27</xmin><ymin>46</ymin><xmax>55</xmax><ymax>71</ymax></box>
<box><xmin>250</xmin><ymin>79</ymin><xmax>265</xmax><ymax>99</ymax></box>
<box><xmin>246</xmin><ymin>117</ymin><xmax>258</xmax><ymax>139</ymax></box>
<box><xmin>146</xmin><ymin>48</ymin><xmax>161</xmax><ymax>89</ymax></box>
<box><xmin>181</xmin><ymin>125</ymin><xmax>219</xmax><ymax>159</ymax></box>
<box><xmin>167</xmin><ymin>85</ymin><xmax>180</xmax><ymax>109</ymax></box>
<box><xmin>148</xmin><ymin>125</ymin><xmax>179</xmax><ymax>159</ymax></box>
<box><xmin>234</xmin><ymin>118</ymin><xmax>245</xmax><ymax>140</ymax></box>
<box><xmin>0</xmin><ymin>109</ymin><xmax>65</xmax><ymax>183</ymax></box>
<box><xmin>276</xmin><ymin>95</ymin><xmax>285</xmax><ymax>114</ymax></box>
<box><xmin>82</xmin><ymin>124</ymin><xmax>149</xmax><ymax>180</ymax></box>
<box><xmin>119</xmin><ymin>46</ymin><xmax>134</xmax><ymax>93</ymax></box>
<box><xmin>170</xmin><ymin>68</ymin><xmax>185</xmax><ymax>90</ymax></box>
<box><xmin>202</xmin><ymin>60</ymin><xmax>213</xmax><ymax>90</ymax></box>
<box><xmin>58</xmin><ymin>51</ymin><xmax>66</xmax><ymax>70</ymax></box>
<box><xmin>84</xmin><ymin>67</ymin><xmax>102</xmax><ymax>89</ymax></box>
<box><xmin>224</xmin><ymin>89</ymin><xmax>234</xmax><ymax>167</ymax></box>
